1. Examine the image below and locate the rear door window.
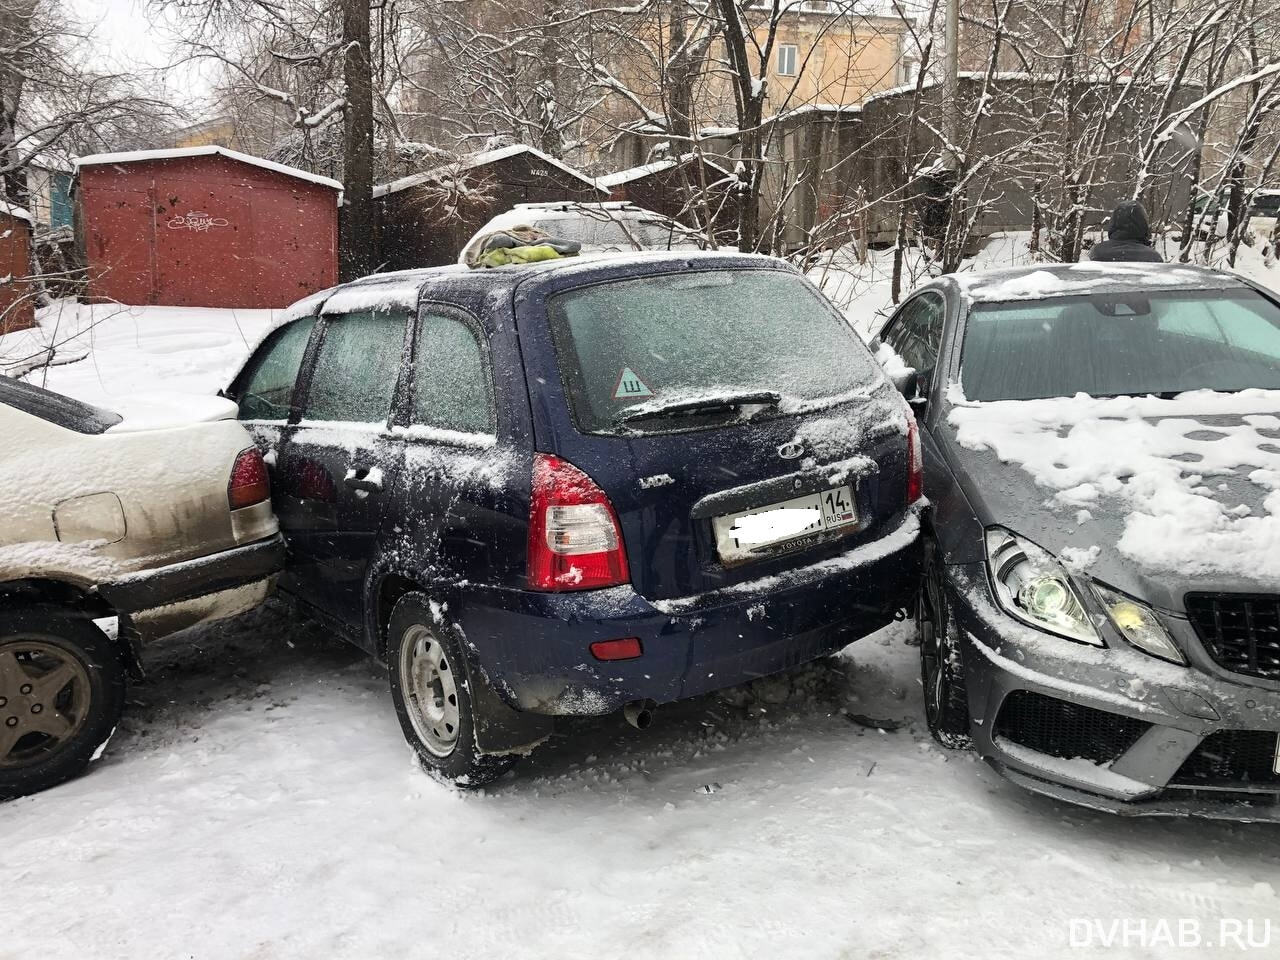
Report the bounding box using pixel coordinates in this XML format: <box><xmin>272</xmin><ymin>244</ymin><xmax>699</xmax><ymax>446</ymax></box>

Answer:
<box><xmin>303</xmin><ymin>311</ymin><xmax>407</xmax><ymax>423</ymax></box>
<box><xmin>412</xmin><ymin>310</ymin><xmax>495</xmax><ymax>436</ymax></box>
<box><xmin>547</xmin><ymin>269</ymin><xmax>880</xmax><ymax>435</ymax></box>
<box><xmin>235</xmin><ymin>318</ymin><xmax>316</xmax><ymax>421</ymax></box>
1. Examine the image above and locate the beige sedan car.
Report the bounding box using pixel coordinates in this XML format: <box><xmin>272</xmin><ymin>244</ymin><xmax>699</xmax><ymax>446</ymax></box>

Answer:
<box><xmin>1</xmin><ymin>378</ymin><xmax>283</xmax><ymax>799</ymax></box>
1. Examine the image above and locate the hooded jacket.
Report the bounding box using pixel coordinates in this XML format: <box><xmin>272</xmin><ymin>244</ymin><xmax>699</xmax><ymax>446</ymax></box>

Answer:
<box><xmin>1088</xmin><ymin>201</ymin><xmax>1164</xmax><ymax>262</ymax></box>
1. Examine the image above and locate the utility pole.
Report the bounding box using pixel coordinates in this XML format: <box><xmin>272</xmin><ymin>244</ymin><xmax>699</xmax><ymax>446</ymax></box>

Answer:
<box><xmin>340</xmin><ymin>0</ymin><xmax>375</xmax><ymax>282</ymax></box>
<box><xmin>942</xmin><ymin>0</ymin><xmax>960</xmax><ymax>167</ymax></box>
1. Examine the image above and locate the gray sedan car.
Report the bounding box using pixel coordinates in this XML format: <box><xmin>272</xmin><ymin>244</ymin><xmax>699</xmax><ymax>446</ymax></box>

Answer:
<box><xmin>873</xmin><ymin>262</ymin><xmax>1280</xmax><ymax>820</ymax></box>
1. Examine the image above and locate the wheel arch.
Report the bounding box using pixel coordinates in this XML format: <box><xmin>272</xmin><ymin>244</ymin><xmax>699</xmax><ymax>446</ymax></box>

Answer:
<box><xmin>0</xmin><ymin>577</ymin><xmax>115</xmax><ymax>618</ymax></box>
<box><xmin>371</xmin><ymin>571</ymin><xmax>428</xmax><ymax>663</ymax></box>
<box><xmin>0</xmin><ymin>578</ymin><xmax>142</xmax><ymax>678</ymax></box>
<box><xmin>368</xmin><ymin>570</ymin><xmax>553</xmax><ymax>756</ymax></box>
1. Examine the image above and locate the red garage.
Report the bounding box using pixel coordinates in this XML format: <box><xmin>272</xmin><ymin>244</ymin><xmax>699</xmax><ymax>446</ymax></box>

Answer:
<box><xmin>75</xmin><ymin>146</ymin><xmax>340</xmax><ymax>309</ymax></box>
<box><xmin>0</xmin><ymin>198</ymin><xmax>35</xmax><ymax>334</ymax></box>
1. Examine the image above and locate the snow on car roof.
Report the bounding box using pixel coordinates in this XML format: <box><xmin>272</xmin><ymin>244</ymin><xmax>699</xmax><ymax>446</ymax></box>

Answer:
<box><xmin>469</xmin><ymin>203</ymin><xmax>679</xmax><ymax>236</ymax></box>
<box><xmin>947</xmin><ymin>262</ymin><xmax>1245</xmax><ymax>302</ymax></box>
<box><xmin>74</xmin><ymin>145</ymin><xmax>343</xmax><ymax>191</ymax></box>
<box><xmin>373</xmin><ymin>144</ymin><xmax>605</xmax><ymax>198</ymax></box>
<box><xmin>280</xmin><ymin>251</ymin><xmax>776</xmax><ymax>327</ymax></box>
<box><xmin>319</xmin><ymin>279</ymin><xmax>424</xmax><ymax>315</ymax></box>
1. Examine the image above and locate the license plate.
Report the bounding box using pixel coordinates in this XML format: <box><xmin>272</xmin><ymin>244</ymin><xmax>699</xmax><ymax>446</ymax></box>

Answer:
<box><xmin>713</xmin><ymin>485</ymin><xmax>856</xmax><ymax>563</ymax></box>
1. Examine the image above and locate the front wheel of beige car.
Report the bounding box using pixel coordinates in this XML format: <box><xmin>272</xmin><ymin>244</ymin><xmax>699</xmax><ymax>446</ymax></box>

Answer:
<box><xmin>0</xmin><ymin>610</ymin><xmax>125</xmax><ymax>801</ymax></box>
<box><xmin>387</xmin><ymin>593</ymin><xmax>516</xmax><ymax>788</ymax></box>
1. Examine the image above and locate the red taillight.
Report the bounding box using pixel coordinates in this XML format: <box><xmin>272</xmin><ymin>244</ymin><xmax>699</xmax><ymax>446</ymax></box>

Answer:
<box><xmin>906</xmin><ymin>416</ymin><xmax>924</xmax><ymax>504</ymax></box>
<box><xmin>228</xmin><ymin>447</ymin><xmax>271</xmax><ymax>510</ymax></box>
<box><xmin>590</xmin><ymin>637</ymin><xmax>643</xmax><ymax>661</ymax></box>
<box><xmin>528</xmin><ymin>453</ymin><xmax>630</xmax><ymax>591</ymax></box>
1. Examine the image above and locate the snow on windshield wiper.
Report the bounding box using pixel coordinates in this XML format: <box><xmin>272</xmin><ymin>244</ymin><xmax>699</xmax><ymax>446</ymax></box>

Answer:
<box><xmin>615</xmin><ymin>390</ymin><xmax>783</xmax><ymax>424</ymax></box>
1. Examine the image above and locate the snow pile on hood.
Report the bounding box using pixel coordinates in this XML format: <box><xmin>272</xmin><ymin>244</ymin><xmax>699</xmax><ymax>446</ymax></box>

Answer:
<box><xmin>947</xmin><ymin>384</ymin><xmax>1280</xmax><ymax>580</ymax></box>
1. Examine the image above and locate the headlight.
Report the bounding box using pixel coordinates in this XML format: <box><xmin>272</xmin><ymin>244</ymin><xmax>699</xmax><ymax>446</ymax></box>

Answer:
<box><xmin>984</xmin><ymin>528</ymin><xmax>1102</xmax><ymax>646</ymax></box>
<box><xmin>1092</xmin><ymin>584</ymin><xmax>1185</xmax><ymax>664</ymax></box>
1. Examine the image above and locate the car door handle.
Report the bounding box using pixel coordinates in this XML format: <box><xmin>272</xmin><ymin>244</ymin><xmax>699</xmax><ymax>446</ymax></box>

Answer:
<box><xmin>343</xmin><ymin>465</ymin><xmax>384</xmax><ymax>493</ymax></box>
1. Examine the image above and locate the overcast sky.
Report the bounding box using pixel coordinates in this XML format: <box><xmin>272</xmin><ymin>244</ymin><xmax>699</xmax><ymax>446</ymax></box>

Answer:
<box><xmin>71</xmin><ymin>0</ymin><xmax>216</xmax><ymax>116</ymax></box>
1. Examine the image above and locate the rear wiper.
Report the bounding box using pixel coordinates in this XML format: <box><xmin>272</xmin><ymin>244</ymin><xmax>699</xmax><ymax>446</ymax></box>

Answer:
<box><xmin>616</xmin><ymin>390</ymin><xmax>783</xmax><ymax>425</ymax></box>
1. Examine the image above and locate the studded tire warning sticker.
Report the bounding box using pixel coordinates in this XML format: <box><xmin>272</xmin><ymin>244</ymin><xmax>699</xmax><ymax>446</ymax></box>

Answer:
<box><xmin>613</xmin><ymin>367</ymin><xmax>654</xmax><ymax>400</ymax></box>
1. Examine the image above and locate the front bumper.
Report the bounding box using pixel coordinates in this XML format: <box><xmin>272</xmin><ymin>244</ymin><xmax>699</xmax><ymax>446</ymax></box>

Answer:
<box><xmin>461</xmin><ymin>512</ymin><xmax>921</xmax><ymax>716</ymax></box>
<box><xmin>948</xmin><ymin>562</ymin><xmax>1280</xmax><ymax>821</ymax></box>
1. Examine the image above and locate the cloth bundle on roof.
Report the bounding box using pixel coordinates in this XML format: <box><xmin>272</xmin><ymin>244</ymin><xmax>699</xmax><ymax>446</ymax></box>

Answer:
<box><xmin>466</xmin><ymin>224</ymin><xmax>582</xmax><ymax>269</ymax></box>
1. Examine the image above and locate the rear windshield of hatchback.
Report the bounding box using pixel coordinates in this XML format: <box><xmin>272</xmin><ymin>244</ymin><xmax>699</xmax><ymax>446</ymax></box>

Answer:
<box><xmin>0</xmin><ymin>377</ymin><xmax>123</xmax><ymax>434</ymax></box>
<box><xmin>547</xmin><ymin>269</ymin><xmax>880</xmax><ymax>435</ymax></box>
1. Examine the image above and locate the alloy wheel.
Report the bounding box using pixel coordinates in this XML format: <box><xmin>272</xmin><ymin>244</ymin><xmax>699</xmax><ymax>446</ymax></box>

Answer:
<box><xmin>399</xmin><ymin>624</ymin><xmax>461</xmax><ymax>757</ymax></box>
<box><xmin>0</xmin><ymin>638</ymin><xmax>92</xmax><ymax>769</ymax></box>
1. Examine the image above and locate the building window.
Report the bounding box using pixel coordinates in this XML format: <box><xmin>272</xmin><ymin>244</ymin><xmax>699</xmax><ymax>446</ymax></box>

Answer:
<box><xmin>777</xmin><ymin>44</ymin><xmax>798</xmax><ymax>77</ymax></box>
<box><xmin>901</xmin><ymin>58</ymin><xmax>919</xmax><ymax>86</ymax></box>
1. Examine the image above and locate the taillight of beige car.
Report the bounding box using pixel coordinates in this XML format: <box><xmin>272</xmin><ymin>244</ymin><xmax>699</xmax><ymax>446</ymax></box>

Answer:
<box><xmin>0</xmin><ymin>378</ymin><xmax>284</xmax><ymax>800</ymax></box>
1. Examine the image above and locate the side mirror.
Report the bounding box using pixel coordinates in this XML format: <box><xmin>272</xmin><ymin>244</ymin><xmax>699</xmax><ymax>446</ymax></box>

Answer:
<box><xmin>893</xmin><ymin>368</ymin><xmax>930</xmax><ymax>415</ymax></box>
<box><xmin>890</xmin><ymin>366</ymin><xmax>919</xmax><ymax>398</ymax></box>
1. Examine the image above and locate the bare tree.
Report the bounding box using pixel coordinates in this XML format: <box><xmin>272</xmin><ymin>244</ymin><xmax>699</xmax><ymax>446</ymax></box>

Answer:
<box><xmin>2</xmin><ymin>0</ymin><xmax>173</xmax><ymax>203</ymax></box>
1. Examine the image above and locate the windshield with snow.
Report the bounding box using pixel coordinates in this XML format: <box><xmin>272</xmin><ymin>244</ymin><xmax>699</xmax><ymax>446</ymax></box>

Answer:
<box><xmin>961</xmin><ymin>288</ymin><xmax>1280</xmax><ymax>402</ymax></box>
<box><xmin>548</xmin><ymin>269</ymin><xmax>880</xmax><ymax>434</ymax></box>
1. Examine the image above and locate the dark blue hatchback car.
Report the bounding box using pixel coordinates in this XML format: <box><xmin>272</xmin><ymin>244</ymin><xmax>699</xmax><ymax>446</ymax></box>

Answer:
<box><xmin>229</xmin><ymin>251</ymin><xmax>922</xmax><ymax>784</ymax></box>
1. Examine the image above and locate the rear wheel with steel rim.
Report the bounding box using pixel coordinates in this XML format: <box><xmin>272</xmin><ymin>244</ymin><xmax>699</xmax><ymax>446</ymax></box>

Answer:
<box><xmin>0</xmin><ymin>610</ymin><xmax>125</xmax><ymax>800</ymax></box>
<box><xmin>917</xmin><ymin>549</ymin><xmax>972</xmax><ymax>749</ymax></box>
<box><xmin>387</xmin><ymin>593</ymin><xmax>516</xmax><ymax>787</ymax></box>
<box><xmin>399</xmin><ymin>624</ymin><xmax>461</xmax><ymax>757</ymax></box>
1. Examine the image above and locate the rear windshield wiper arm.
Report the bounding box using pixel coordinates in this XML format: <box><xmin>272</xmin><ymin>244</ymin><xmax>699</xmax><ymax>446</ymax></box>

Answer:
<box><xmin>615</xmin><ymin>390</ymin><xmax>783</xmax><ymax>425</ymax></box>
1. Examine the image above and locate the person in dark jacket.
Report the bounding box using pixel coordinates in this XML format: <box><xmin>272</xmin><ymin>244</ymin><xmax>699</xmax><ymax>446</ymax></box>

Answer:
<box><xmin>1088</xmin><ymin>200</ymin><xmax>1164</xmax><ymax>262</ymax></box>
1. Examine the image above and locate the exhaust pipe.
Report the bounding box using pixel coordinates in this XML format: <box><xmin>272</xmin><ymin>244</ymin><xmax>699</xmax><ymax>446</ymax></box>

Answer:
<box><xmin>623</xmin><ymin>699</ymin><xmax>657</xmax><ymax>730</ymax></box>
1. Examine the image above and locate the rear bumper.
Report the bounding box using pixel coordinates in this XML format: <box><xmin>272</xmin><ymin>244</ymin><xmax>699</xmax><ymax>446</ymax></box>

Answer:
<box><xmin>462</xmin><ymin>510</ymin><xmax>921</xmax><ymax>715</ymax></box>
<box><xmin>97</xmin><ymin>534</ymin><xmax>285</xmax><ymax>616</ymax></box>
<box><xmin>947</xmin><ymin>562</ymin><xmax>1280</xmax><ymax>821</ymax></box>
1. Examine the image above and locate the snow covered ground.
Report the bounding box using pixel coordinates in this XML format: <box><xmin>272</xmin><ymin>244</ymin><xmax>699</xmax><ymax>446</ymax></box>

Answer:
<box><xmin>4</xmin><ymin>612</ymin><xmax>1279</xmax><ymax>960</ymax></box>
<box><xmin>4</xmin><ymin>257</ymin><xmax>1280</xmax><ymax>959</ymax></box>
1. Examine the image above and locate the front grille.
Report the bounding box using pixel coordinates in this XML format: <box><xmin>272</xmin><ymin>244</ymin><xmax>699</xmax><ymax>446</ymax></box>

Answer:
<box><xmin>1185</xmin><ymin>593</ymin><xmax>1280</xmax><ymax>682</ymax></box>
<box><xmin>995</xmin><ymin>690</ymin><xmax>1150</xmax><ymax>764</ymax></box>
<box><xmin>1171</xmin><ymin>730</ymin><xmax>1280</xmax><ymax>787</ymax></box>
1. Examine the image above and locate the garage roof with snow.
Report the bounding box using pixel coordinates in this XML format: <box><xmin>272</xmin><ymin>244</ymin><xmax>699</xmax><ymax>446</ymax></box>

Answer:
<box><xmin>74</xmin><ymin>145</ymin><xmax>343</xmax><ymax>193</ymax></box>
<box><xmin>596</xmin><ymin>155</ymin><xmax>734</xmax><ymax>189</ymax></box>
<box><xmin>373</xmin><ymin>144</ymin><xmax>603</xmax><ymax>199</ymax></box>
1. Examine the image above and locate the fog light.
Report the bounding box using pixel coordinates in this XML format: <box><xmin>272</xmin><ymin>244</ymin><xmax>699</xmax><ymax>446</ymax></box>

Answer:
<box><xmin>590</xmin><ymin>638</ymin><xmax>643</xmax><ymax>661</ymax></box>
<box><xmin>1093</xmin><ymin>584</ymin><xmax>1185</xmax><ymax>665</ymax></box>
